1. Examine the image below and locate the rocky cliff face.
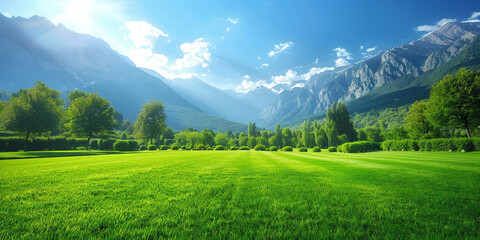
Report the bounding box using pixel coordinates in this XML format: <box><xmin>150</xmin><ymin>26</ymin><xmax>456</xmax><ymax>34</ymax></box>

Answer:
<box><xmin>261</xmin><ymin>22</ymin><xmax>480</xmax><ymax>127</ymax></box>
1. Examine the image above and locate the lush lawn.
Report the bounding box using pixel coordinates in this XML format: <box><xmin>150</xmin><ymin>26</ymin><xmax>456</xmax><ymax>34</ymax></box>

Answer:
<box><xmin>0</xmin><ymin>150</ymin><xmax>479</xmax><ymax>239</ymax></box>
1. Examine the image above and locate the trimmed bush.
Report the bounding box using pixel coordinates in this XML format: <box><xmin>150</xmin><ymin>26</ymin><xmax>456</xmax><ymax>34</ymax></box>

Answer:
<box><xmin>327</xmin><ymin>146</ymin><xmax>337</xmax><ymax>152</ymax></box>
<box><xmin>171</xmin><ymin>145</ymin><xmax>179</xmax><ymax>150</ymax></box>
<box><xmin>312</xmin><ymin>146</ymin><xmax>321</xmax><ymax>152</ymax></box>
<box><xmin>207</xmin><ymin>147</ymin><xmax>213</xmax><ymax>150</ymax></box>
<box><xmin>254</xmin><ymin>144</ymin><xmax>266</xmax><ymax>151</ymax></box>
<box><xmin>139</xmin><ymin>145</ymin><xmax>147</xmax><ymax>150</ymax></box>
<box><xmin>282</xmin><ymin>146</ymin><xmax>293</xmax><ymax>152</ymax></box>
<box><xmin>339</xmin><ymin>141</ymin><xmax>381</xmax><ymax>153</ymax></box>
<box><xmin>89</xmin><ymin>139</ymin><xmax>99</xmax><ymax>150</ymax></box>
<box><xmin>148</xmin><ymin>145</ymin><xmax>157</xmax><ymax>150</ymax></box>
<box><xmin>159</xmin><ymin>145</ymin><xmax>168</xmax><ymax>150</ymax></box>
<box><xmin>215</xmin><ymin>145</ymin><xmax>225</xmax><ymax>150</ymax></box>
<box><xmin>269</xmin><ymin>146</ymin><xmax>278</xmax><ymax>151</ymax></box>
<box><xmin>76</xmin><ymin>146</ymin><xmax>86</xmax><ymax>150</ymax></box>
<box><xmin>98</xmin><ymin>139</ymin><xmax>115</xmax><ymax>150</ymax></box>
<box><xmin>230</xmin><ymin>146</ymin><xmax>238</xmax><ymax>150</ymax></box>
<box><xmin>128</xmin><ymin>140</ymin><xmax>139</xmax><ymax>151</ymax></box>
<box><xmin>239</xmin><ymin>146</ymin><xmax>250</xmax><ymax>151</ymax></box>
<box><xmin>0</xmin><ymin>137</ymin><xmax>89</xmax><ymax>152</ymax></box>
<box><xmin>113</xmin><ymin>140</ymin><xmax>130</xmax><ymax>151</ymax></box>
<box><xmin>453</xmin><ymin>138</ymin><xmax>474</xmax><ymax>152</ymax></box>
<box><xmin>181</xmin><ymin>145</ymin><xmax>187</xmax><ymax>150</ymax></box>
<box><xmin>382</xmin><ymin>138</ymin><xmax>478</xmax><ymax>152</ymax></box>
<box><xmin>299</xmin><ymin>147</ymin><xmax>308</xmax><ymax>152</ymax></box>
<box><xmin>195</xmin><ymin>144</ymin><xmax>206</xmax><ymax>150</ymax></box>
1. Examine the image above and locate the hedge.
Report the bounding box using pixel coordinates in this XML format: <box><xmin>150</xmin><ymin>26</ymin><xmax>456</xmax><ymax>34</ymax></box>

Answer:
<box><xmin>299</xmin><ymin>147</ymin><xmax>308</xmax><ymax>152</ymax></box>
<box><xmin>0</xmin><ymin>137</ymin><xmax>88</xmax><ymax>152</ymax></box>
<box><xmin>113</xmin><ymin>140</ymin><xmax>130</xmax><ymax>151</ymax></box>
<box><xmin>171</xmin><ymin>145</ymin><xmax>179</xmax><ymax>150</ymax></box>
<box><xmin>230</xmin><ymin>146</ymin><xmax>238</xmax><ymax>150</ymax></box>
<box><xmin>239</xmin><ymin>146</ymin><xmax>250</xmax><ymax>151</ymax></box>
<box><xmin>254</xmin><ymin>144</ymin><xmax>266</xmax><ymax>151</ymax></box>
<box><xmin>139</xmin><ymin>145</ymin><xmax>147</xmax><ymax>150</ymax></box>
<box><xmin>195</xmin><ymin>144</ymin><xmax>206</xmax><ymax>150</ymax></box>
<box><xmin>327</xmin><ymin>147</ymin><xmax>337</xmax><ymax>152</ymax></box>
<box><xmin>269</xmin><ymin>146</ymin><xmax>278</xmax><ymax>151</ymax></box>
<box><xmin>282</xmin><ymin>146</ymin><xmax>293</xmax><ymax>152</ymax></box>
<box><xmin>98</xmin><ymin>139</ymin><xmax>115</xmax><ymax>150</ymax></box>
<box><xmin>312</xmin><ymin>147</ymin><xmax>321</xmax><ymax>152</ymax></box>
<box><xmin>381</xmin><ymin>138</ymin><xmax>479</xmax><ymax>152</ymax></box>
<box><xmin>338</xmin><ymin>141</ymin><xmax>381</xmax><ymax>153</ymax></box>
<box><xmin>159</xmin><ymin>145</ymin><xmax>168</xmax><ymax>150</ymax></box>
<box><xmin>215</xmin><ymin>145</ymin><xmax>225</xmax><ymax>150</ymax></box>
<box><xmin>148</xmin><ymin>145</ymin><xmax>157</xmax><ymax>150</ymax></box>
<box><xmin>128</xmin><ymin>140</ymin><xmax>139</xmax><ymax>151</ymax></box>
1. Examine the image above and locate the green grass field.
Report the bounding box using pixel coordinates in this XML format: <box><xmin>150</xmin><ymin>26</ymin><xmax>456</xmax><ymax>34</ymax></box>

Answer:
<box><xmin>1</xmin><ymin>150</ymin><xmax>479</xmax><ymax>239</ymax></box>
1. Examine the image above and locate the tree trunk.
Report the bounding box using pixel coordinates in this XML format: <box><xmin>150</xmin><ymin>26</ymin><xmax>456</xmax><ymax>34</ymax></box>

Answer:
<box><xmin>24</xmin><ymin>130</ymin><xmax>30</xmax><ymax>152</ymax></box>
<box><xmin>465</xmin><ymin>120</ymin><xmax>471</xmax><ymax>138</ymax></box>
<box><xmin>86</xmin><ymin>136</ymin><xmax>91</xmax><ymax>150</ymax></box>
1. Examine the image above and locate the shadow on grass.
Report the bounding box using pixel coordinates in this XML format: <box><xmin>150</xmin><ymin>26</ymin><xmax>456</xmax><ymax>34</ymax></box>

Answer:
<box><xmin>0</xmin><ymin>150</ymin><xmax>127</xmax><ymax>160</ymax></box>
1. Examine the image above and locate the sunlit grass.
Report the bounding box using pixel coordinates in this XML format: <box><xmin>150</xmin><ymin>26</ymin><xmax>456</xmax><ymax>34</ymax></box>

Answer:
<box><xmin>0</xmin><ymin>151</ymin><xmax>479</xmax><ymax>239</ymax></box>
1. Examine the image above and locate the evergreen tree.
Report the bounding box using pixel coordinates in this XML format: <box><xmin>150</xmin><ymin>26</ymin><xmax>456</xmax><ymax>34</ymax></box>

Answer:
<box><xmin>274</xmin><ymin>124</ymin><xmax>283</xmax><ymax>148</ymax></box>
<box><xmin>248</xmin><ymin>122</ymin><xmax>257</xmax><ymax>137</ymax></box>
<box><xmin>282</xmin><ymin>128</ymin><xmax>293</xmax><ymax>147</ymax></box>
<box><xmin>325</xmin><ymin>102</ymin><xmax>357</xmax><ymax>143</ymax></box>
<box><xmin>302</xmin><ymin>120</ymin><xmax>315</xmax><ymax>147</ymax></box>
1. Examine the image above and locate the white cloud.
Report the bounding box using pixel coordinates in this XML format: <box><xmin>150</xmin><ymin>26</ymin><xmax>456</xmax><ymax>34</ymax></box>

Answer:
<box><xmin>360</xmin><ymin>45</ymin><xmax>364</xmax><ymax>50</ymax></box>
<box><xmin>257</xmin><ymin>56</ymin><xmax>261</xmax><ymax>60</ymax></box>
<box><xmin>259</xmin><ymin>63</ymin><xmax>270</xmax><ymax>68</ymax></box>
<box><xmin>335</xmin><ymin>58</ymin><xmax>350</xmax><ymax>67</ymax></box>
<box><xmin>469</xmin><ymin>11</ymin><xmax>480</xmax><ymax>20</ymax></box>
<box><xmin>315</xmin><ymin>58</ymin><xmax>319</xmax><ymax>64</ymax></box>
<box><xmin>268</xmin><ymin>41</ymin><xmax>293</xmax><ymax>57</ymax></box>
<box><xmin>124</xmin><ymin>21</ymin><xmax>168</xmax><ymax>48</ymax></box>
<box><xmin>301</xmin><ymin>66</ymin><xmax>335</xmax><ymax>80</ymax></box>
<box><xmin>244</xmin><ymin>75</ymin><xmax>250</xmax><ymax>79</ymax></box>
<box><xmin>3</xmin><ymin>12</ymin><xmax>11</xmax><ymax>18</ymax></box>
<box><xmin>333</xmin><ymin>47</ymin><xmax>353</xmax><ymax>60</ymax></box>
<box><xmin>228</xmin><ymin>17</ymin><xmax>239</xmax><ymax>24</ymax></box>
<box><xmin>366</xmin><ymin>46</ymin><xmax>377</xmax><ymax>52</ymax></box>
<box><xmin>226</xmin><ymin>27</ymin><xmax>230</xmax><ymax>32</ymax></box>
<box><xmin>235</xmin><ymin>80</ymin><xmax>268</xmax><ymax>93</ymax></box>
<box><xmin>293</xmin><ymin>83</ymin><xmax>305</xmax><ymax>89</ymax></box>
<box><xmin>172</xmin><ymin>38</ymin><xmax>211</xmax><ymax>70</ymax></box>
<box><xmin>272</xmin><ymin>69</ymin><xmax>299</xmax><ymax>84</ymax></box>
<box><xmin>463</xmin><ymin>19</ymin><xmax>480</xmax><ymax>23</ymax></box>
<box><xmin>415</xmin><ymin>18</ymin><xmax>456</xmax><ymax>33</ymax></box>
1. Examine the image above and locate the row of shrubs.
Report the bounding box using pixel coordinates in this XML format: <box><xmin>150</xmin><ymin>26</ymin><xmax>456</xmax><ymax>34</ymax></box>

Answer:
<box><xmin>338</xmin><ymin>141</ymin><xmax>381</xmax><ymax>153</ymax></box>
<box><xmin>381</xmin><ymin>138</ymin><xmax>480</xmax><ymax>152</ymax></box>
<box><xmin>0</xmin><ymin>137</ymin><xmax>88</xmax><ymax>152</ymax></box>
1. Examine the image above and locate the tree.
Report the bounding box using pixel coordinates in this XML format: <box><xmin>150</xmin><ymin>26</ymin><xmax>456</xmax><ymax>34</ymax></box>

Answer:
<box><xmin>201</xmin><ymin>129</ymin><xmax>215</xmax><ymax>146</ymax></box>
<box><xmin>314</xmin><ymin>125</ymin><xmax>328</xmax><ymax>148</ymax></box>
<box><xmin>113</xmin><ymin>111</ymin><xmax>124</xmax><ymax>129</ymax></box>
<box><xmin>302</xmin><ymin>120</ymin><xmax>315</xmax><ymax>147</ymax></box>
<box><xmin>248</xmin><ymin>122</ymin><xmax>256</xmax><ymax>137</ymax></box>
<box><xmin>282</xmin><ymin>128</ymin><xmax>293</xmax><ymax>147</ymax></box>
<box><xmin>67</xmin><ymin>90</ymin><xmax>87</xmax><ymax>106</ymax></box>
<box><xmin>326</xmin><ymin>102</ymin><xmax>357</xmax><ymax>142</ymax></box>
<box><xmin>256</xmin><ymin>136</ymin><xmax>268</xmax><ymax>147</ymax></box>
<box><xmin>247</xmin><ymin>137</ymin><xmax>257</xmax><ymax>148</ymax></box>
<box><xmin>405</xmin><ymin>100</ymin><xmax>438</xmax><ymax>139</ymax></box>
<box><xmin>134</xmin><ymin>99</ymin><xmax>166</xmax><ymax>144</ymax></box>
<box><xmin>214</xmin><ymin>133</ymin><xmax>229</xmax><ymax>146</ymax></box>
<box><xmin>65</xmin><ymin>92</ymin><xmax>115</xmax><ymax>148</ymax></box>
<box><xmin>274</xmin><ymin>124</ymin><xmax>283</xmax><ymax>148</ymax></box>
<box><xmin>427</xmin><ymin>68</ymin><xmax>480</xmax><ymax>138</ymax></box>
<box><xmin>2</xmin><ymin>82</ymin><xmax>63</xmax><ymax>150</ymax></box>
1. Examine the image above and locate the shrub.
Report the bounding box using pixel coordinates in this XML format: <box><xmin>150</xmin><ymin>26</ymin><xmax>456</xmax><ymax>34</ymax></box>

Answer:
<box><xmin>282</xmin><ymin>146</ymin><xmax>293</xmax><ymax>152</ymax></box>
<box><xmin>474</xmin><ymin>138</ymin><xmax>480</xmax><ymax>151</ymax></box>
<box><xmin>148</xmin><ymin>145</ymin><xmax>157</xmax><ymax>150</ymax></box>
<box><xmin>76</xmin><ymin>146</ymin><xmax>86</xmax><ymax>150</ymax></box>
<box><xmin>159</xmin><ymin>145</ymin><xmax>168</xmax><ymax>150</ymax></box>
<box><xmin>239</xmin><ymin>146</ymin><xmax>250</xmax><ymax>151</ymax></box>
<box><xmin>89</xmin><ymin>139</ymin><xmax>99</xmax><ymax>150</ymax></box>
<box><xmin>339</xmin><ymin>141</ymin><xmax>381</xmax><ymax>153</ymax></box>
<box><xmin>254</xmin><ymin>144</ymin><xmax>266</xmax><ymax>151</ymax></box>
<box><xmin>215</xmin><ymin>145</ymin><xmax>225</xmax><ymax>150</ymax></box>
<box><xmin>181</xmin><ymin>145</ymin><xmax>187</xmax><ymax>150</ymax></box>
<box><xmin>113</xmin><ymin>140</ymin><xmax>130</xmax><ymax>151</ymax></box>
<box><xmin>382</xmin><ymin>138</ymin><xmax>478</xmax><ymax>152</ymax></box>
<box><xmin>139</xmin><ymin>145</ymin><xmax>147</xmax><ymax>150</ymax></box>
<box><xmin>207</xmin><ymin>147</ymin><xmax>213</xmax><ymax>150</ymax></box>
<box><xmin>171</xmin><ymin>145</ymin><xmax>179</xmax><ymax>150</ymax></box>
<box><xmin>299</xmin><ymin>147</ymin><xmax>308</xmax><ymax>152</ymax></box>
<box><xmin>327</xmin><ymin>146</ymin><xmax>337</xmax><ymax>152</ymax></box>
<box><xmin>312</xmin><ymin>146</ymin><xmax>321</xmax><ymax>152</ymax></box>
<box><xmin>195</xmin><ymin>144</ymin><xmax>206</xmax><ymax>150</ymax></box>
<box><xmin>269</xmin><ymin>146</ymin><xmax>278</xmax><ymax>151</ymax></box>
<box><xmin>98</xmin><ymin>139</ymin><xmax>115</xmax><ymax>150</ymax></box>
<box><xmin>128</xmin><ymin>140</ymin><xmax>139</xmax><ymax>151</ymax></box>
<box><xmin>230</xmin><ymin>146</ymin><xmax>238</xmax><ymax>150</ymax></box>
<box><xmin>453</xmin><ymin>138</ymin><xmax>474</xmax><ymax>152</ymax></box>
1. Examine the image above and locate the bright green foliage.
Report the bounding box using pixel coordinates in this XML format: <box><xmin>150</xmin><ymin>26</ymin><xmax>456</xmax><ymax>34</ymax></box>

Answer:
<box><xmin>230</xmin><ymin>146</ymin><xmax>237</xmax><ymax>151</ymax></box>
<box><xmin>176</xmin><ymin>130</ymin><xmax>203</xmax><ymax>148</ymax></box>
<box><xmin>159</xmin><ymin>145</ymin><xmax>168</xmax><ymax>150</ymax></box>
<box><xmin>427</xmin><ymin>68</ymin><xmax>480</xmax><ymax>138</ymax></box>
<box><xmin>247</xmin><ymin>137</ymin><xmax>257</xmax><ymax>148</ymax></box>
<box><xmin>128</xmin><ymin>140</ymin><xmax>138</xmax><ymax>151</ymax></box>
<box><xmin>139</xmin><ymin>145</ymin><xmax>147</xmax><ymax>150</ymax></box>
<box><xmin>1</xmin><ymin>151</ymin><xmax>479</xmax><ymax>239</ymax></box>
<box><xmin>98</xmin><ymin>139</ymin><xmax>115</xmax><ymax>150</ymax></box>
<box><xmin>134</xmin><ymin>100</ymin><xmax>166</xmax><ymax>144</ymax></box>
<box><xmin>214</xmin><ymin>145</ymin><xmax>225</xmax><ymax>150</ymax></box>
<box><xmin>67</xmin><ymin>90</ymin><xmax>87</xmax><ymax>106</ymax></box>
<box><xmin>282</xmin><ymin>146</ymin><xmax>293</xmax><ymax>152</ymax></box>
<box><xmin>113</xmin><ymin>141</ymin><xmax>130</xmax><ymax>151</ymax></box>
<box><xmin>228</xmin><ymin>139</ymin><xmax>238</xmax><ymax>147</ymax></box>
<box><xmin>405</xmin><ymin>100</ymin><xmax>439</xmax><ymax>139</ymax></box>
<box><xmin>201</xmin><ymin>129</ymin><xmax>215</xmax><ymax>146</ymax></box>
<box><xmin>214</xmin><ymin>133</ymin><xmax>229</xmax><ymax>146</ymax></box>
<box><xmin>1</xmin><ymin>82</ymin><xmax>63</xmax><ymax>150</ymax></box>
<box><xmin>282</xmin><ymin>128</ymin><xmax>293</xmax><ymax>147</ymax></box>
<box><xmin>274</xmin><ymin>124</ymin><xmax>283</xmax><ymax>148</ymax></box>
<box><xmin>314</xmin><ymin>121</ymin><xmax>328</xmax><ymax>148</ymax></box>
<box><xmin>382</xmin><ymin>138</ymin><xmax>479</xmax><ymax>152</ymax></box>
<box><xmin>302</xmin><ymin>120</ymin><xmax>315</xmax><ymax>147</ymax></box>
<box><xmin>312</xmin><ymin>146</ymin><xmax>321</xmax><ymax>152</ymax></box>
<box><xmin>364</xmin><ymin>127</ymin><xmax>383</xmax><ymax>142</ymax></box>
<box><xmin>325</xmin><ymin>102</ymin><xmax>357</xmax><ymax>143</ymax></box>
<box><xmin>65</xmin><ymin>92</ymin><xmax>115</xmax><ymax>148</ymax></box>
<box><xmin>238</xmin><ymin>146</ymin><xmax>250</xmax><ymax>150</ymax></box>
<box><xmin>256</xmin><ymin>137</ymin><xmax>268</xmax><ymax>147</ymax></box>
<box><xmin>338</xmin><ymin>141</ymin><xmax>381</xmax><ymax>153</ymax></box>
<box><xmin>254</xmin><ymin>144</ymin><xmax>266</xmax><ymax>151</ymax></box>
<box><xmin>269</xmin><ymin>146</ymin><xmax>278</xmax><ymax>151</ymax></box>
<box><xmin>195</xmin><ymin>144</ymin><xmax>206</xmax><ymax>150</ymax></box>
<box><xmin>298</xmin><ymin>147</ymin><xmax>308</xmax><ymax>152</ymax></box>
<box><xmin>327</xmin><ymin>146</ymin><xmax>337</xmax><ymax>152</ymax></box>
<box><xmin>171</xmin><ymin>145</ymin><xmax>179</xmax><ymax>150</ymax></box>
<box><xmin>148</xmin><ymin>145</ymin><xmax>157</xmax><ymax>150</ymax></box>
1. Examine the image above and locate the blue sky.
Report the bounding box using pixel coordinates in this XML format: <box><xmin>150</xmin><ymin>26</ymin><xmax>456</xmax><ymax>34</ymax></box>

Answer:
<box><xmin>1</xmin><ymin>0</ymin><xmax>480</xmax><ymax>92</ymax></box>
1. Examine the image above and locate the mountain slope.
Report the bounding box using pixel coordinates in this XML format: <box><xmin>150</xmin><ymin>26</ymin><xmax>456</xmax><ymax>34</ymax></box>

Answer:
<box><xmin>0</xmin><ymin>14</ymin><xmax>246</xmax><ymax>131</ymax></box>
<box><xmin>262</xmin><ymin>22</ymin><xmax>480</xmax><ymax>127</ymax></box>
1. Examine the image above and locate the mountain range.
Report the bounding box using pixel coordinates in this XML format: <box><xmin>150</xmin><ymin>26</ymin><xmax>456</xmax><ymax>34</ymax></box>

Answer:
<box><xmin>1</xmin><ymin>13</ymin><xmax>479</xmax><ymax>131</ymax></box>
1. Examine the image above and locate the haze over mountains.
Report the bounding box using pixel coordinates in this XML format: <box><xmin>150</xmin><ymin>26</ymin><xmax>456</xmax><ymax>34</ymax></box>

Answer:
<box><xmin>1</xmin><ymin>13</ymin><xmax>480</xmax><ymax>131</ymax></box>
